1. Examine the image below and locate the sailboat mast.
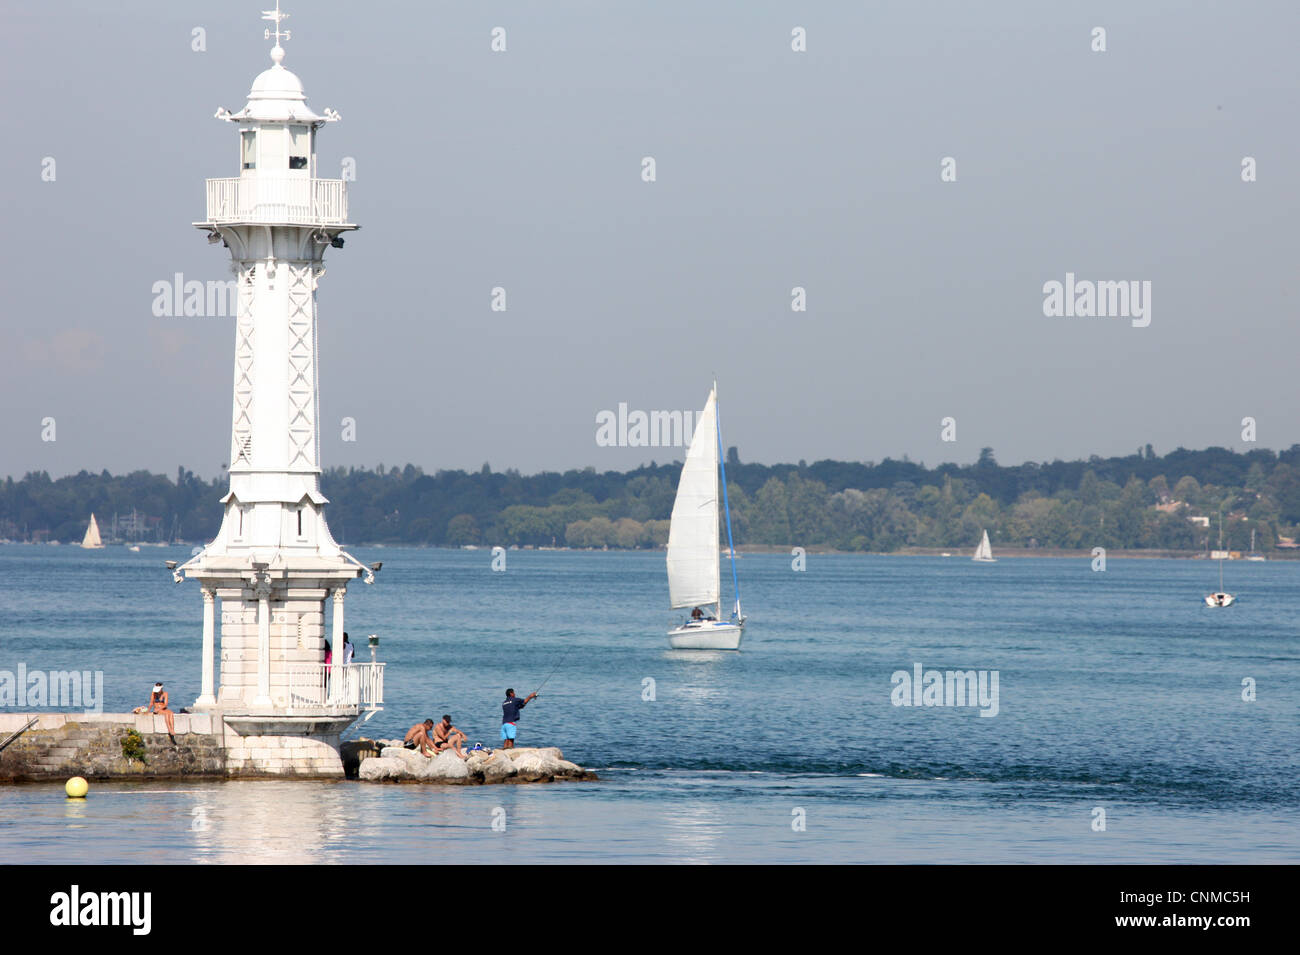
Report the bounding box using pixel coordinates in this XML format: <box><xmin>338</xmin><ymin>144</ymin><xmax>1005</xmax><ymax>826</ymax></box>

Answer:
<box><xmin>1218</xmin><ymin>510</ymin><xmax>1224</xmax><ymax>592</ymax></box>
<box><xmin>716</xmin><ymin>453</ymin><xmax>722</xmax><ymax>620</ymax></box>
<box><xmin>715</xmin><ymin>384</ymin><xmax>741</xmax><ymax>620</ymax></box>
<box><xmin>713</xmin><ymin>384</ymin><xmax>721</xmax><ymax>618</ymax></box>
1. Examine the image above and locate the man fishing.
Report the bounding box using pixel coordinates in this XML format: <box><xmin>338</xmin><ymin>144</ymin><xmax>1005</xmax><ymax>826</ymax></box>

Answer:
<box><xmin>500</xmin><ymin>688</ymin><xmax>538</xmax><ymax>749</ymax></box>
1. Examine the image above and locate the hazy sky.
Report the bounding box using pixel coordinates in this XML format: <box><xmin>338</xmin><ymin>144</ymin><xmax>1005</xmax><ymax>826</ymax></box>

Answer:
<box><xmin>2</xmin><ymin>1</ymin><xmax>1297</xmax><ymax>480</ymax></box>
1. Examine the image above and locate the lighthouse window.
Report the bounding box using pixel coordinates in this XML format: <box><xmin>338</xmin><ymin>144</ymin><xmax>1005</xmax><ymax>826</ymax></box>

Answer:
<box><xmin>297</xmin><ymin>509</ymin><xmax>303</xmax><ymax>536</ymax></box>
<box><xmin>241</xmin><ymin>130</ymin><xmax>257</xmax><ymax>170</ymax></box>
<box><xmin>288</xmin><ymin>126</ymin><xmax>309</xmax><ymax>170</ymax></box>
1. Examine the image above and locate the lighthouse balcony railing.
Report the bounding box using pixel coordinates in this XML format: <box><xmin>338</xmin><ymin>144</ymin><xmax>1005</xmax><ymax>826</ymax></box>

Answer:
<box><xmin>204</xmin><ymin>177</ymin><xmax>349</xmax><ymax>226</ymax></box>
<box><xmin>287</xmin><ymin>662</ymin><xmax>384</xmax><ymax>714</ymax></box>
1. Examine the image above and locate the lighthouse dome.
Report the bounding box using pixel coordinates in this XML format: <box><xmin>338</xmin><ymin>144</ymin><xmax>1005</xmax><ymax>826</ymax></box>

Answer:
<box><xmin>250</xmin><ymin>64</ymin><xmax>305</xmax><ymax>102</ymax></box>
<box><xmin>236</xmin><ymin>45</ymin><xmax>324</xmax><ymax>123</ymax></box>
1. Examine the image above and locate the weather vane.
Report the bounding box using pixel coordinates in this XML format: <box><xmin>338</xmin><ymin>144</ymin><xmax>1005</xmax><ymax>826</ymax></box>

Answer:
<box><xmin>262</xmin><ymin>1</ymin><xmax>291</xmax><ymax>48</ymax></box>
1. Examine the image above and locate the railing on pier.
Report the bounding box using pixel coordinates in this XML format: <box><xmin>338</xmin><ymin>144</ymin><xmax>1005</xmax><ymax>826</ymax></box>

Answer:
<box><xmin>204</xmin><ymin>177</ymin><xmax>350</xmax><ymax>226</ymax></box>
<box><xmin>287</xmin><ymin>662</ymin><xmax>384</xmax><ymax>714</ymax></box>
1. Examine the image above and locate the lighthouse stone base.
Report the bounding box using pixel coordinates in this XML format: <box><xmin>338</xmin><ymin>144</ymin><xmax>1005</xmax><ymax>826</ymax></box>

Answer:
<box><xmin>221</xmin><ymin>714</ymin><xmax>355</xmax><ymax>775</ymax></box>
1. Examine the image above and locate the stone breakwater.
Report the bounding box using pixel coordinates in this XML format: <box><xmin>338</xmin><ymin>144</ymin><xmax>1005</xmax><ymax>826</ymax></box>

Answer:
<box><xmin>0</xmin><ymin>715</ymin><xmax>595</xmax><ymax>784</ymax></box>
<box><xmin>0</xmin><ymin>713</ymin><xmax>349</xmax><ymax>779</ymax></box>
<box><xmin>357</xmin><ymin>744</ymin><xmax>596</xmax><ymax>784</ymax></box>
<box><xmin>0</xmin><ymin>714</ymin><xmax>225</xmax><ymax>779</ymax></box>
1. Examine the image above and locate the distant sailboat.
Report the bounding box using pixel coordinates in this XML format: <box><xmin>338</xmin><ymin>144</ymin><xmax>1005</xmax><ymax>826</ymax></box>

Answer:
<box><xmin>1246</xmin><ymin>528</ymin><xmax>1266</xmax><ymax>561</ymax></box>
<box><xmin>972</xmin><ymin>529</ymin><xmax>996</xmax><ymax>563</ymax></box>
<box><xmin>81</xmin><ymin>514</ymin><xmax>104</xmax><ymax>549</ymax></box>
<box><xmin>1205</xmin><ymin>511</ymin><xmax>1235</xmax><ymax>607</ymax></box>
<box><xmin>666</xmin><ymin>383</ymin><xmax>745</xmax><ymax>650</ymax></box>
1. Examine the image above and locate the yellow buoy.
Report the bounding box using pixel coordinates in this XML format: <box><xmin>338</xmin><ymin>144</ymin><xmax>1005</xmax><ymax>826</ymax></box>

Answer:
<box><xmin>65</xmin><ymin>776</ymin><xmax>89</xmax><ymax>799</ymax></box>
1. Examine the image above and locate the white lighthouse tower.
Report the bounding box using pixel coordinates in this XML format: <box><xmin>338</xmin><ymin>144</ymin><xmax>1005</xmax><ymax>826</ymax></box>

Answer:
<box><xmin>177</xmin><ymin>4</ymin><xmax>381</xmax><ymax>775</ymax></box>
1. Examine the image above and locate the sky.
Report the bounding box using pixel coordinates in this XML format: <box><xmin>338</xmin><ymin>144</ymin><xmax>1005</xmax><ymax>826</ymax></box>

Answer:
<box><xmin>1</xmin><ymin>1</ymin><xmax>1296</xmax><ymax>481</ymax></box>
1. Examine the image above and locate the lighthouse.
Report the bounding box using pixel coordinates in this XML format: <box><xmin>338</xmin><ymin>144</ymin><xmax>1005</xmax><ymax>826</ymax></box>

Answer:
<box><xmin>177</xmin><ymin>4</ymin><xmax>381</xmax><ymax>774</ymax></box>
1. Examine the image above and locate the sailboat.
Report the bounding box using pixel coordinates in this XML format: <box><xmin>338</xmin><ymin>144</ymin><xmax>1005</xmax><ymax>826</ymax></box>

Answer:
<box><xmin>971</xmin><ymin>529</ymin><xmax>996</xmax><ymax>563</ymax></box>
<box><xmin>80</xmin><ymin>514</ymin><xmax>104</xmax><ymax>549</ymax></box>
<box><xmin>1205</xmin><ymin>511</ymin><xmax>1235</xmax><ymax>607</ymax></box>
<box><xmin>1246</xmin><ymin>528</ymin><xmax>1266</xmax><ymax>561</ymax></box>
<box><xmin>666</xmin><ymin>383</ymin><xmax>745</xmax><ymax>650</ymax></box>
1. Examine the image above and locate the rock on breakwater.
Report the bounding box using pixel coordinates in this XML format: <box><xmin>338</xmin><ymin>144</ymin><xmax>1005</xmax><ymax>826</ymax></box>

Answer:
<box><xmin>357</xmin><ymin>744</ymin><xmax>595</xmax><ymax>785</ymax></box>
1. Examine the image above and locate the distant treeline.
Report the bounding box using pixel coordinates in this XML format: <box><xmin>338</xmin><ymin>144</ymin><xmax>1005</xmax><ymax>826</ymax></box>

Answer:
<box><xmin>6</xmin><ymin>445</ymin><xmax>1300</xmax><ymax>552</ymax></box>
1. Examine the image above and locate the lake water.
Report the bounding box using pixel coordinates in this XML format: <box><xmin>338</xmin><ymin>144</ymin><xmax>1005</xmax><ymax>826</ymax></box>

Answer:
<box><xmin>1</xmin><ymin>544</ymin><xmax>1297</xmax><ymax>863</ymax></box>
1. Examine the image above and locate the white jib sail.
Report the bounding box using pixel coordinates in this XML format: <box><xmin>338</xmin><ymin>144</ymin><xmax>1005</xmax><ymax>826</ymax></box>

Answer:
<box><xmin>82</xmin><ymin>514</ymin><xmax>103</xmax><ymax>548</ymax></box>
<box><xmin>666</xmin><ymin>389</ymin><xmax>720</xmax><ymax>610</ymax></box>
<box><xmin>973</xmin><ymin>529</ymin><xmax>992</xmax><ymax>560</ymax></box>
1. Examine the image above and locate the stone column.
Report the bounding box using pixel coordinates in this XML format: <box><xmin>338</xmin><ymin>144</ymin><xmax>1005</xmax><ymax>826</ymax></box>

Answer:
<box><xmin>197</xmin><ymin>587</ymin><xmax>217</xmax><ymax>707</ymax></box>
<box><xmin>253</xmin><ymin>575</ymin><xmax>272</xmax><ymax>708</ymax></box>
<box><xmin>330</xmin><ymin>586</ymin><xmax>345</xmax><ymax>702</ymax></box>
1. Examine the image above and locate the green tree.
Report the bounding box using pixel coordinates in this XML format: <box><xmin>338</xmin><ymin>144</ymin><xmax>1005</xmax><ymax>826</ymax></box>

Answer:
<box><xmin>445</xmin><ymin>513</ymin><xmax>480</xmax><ymax>546</ymax></box>
<box><xmin>749</xmin><ymin>477</ymin><xmax>791</xmax><ymax>545</ymax></box>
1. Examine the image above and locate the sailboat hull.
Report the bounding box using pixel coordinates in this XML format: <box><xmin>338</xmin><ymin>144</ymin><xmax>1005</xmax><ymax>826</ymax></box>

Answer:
<box><xmin>667</xmin><ymin>621</ymin><xmax>744</xmax><ymax>650</ymax></box>
<box><xmin>1205</xmin><ymin>593</ymin><xmax>1236</xmax><ymax>608</ymax></box>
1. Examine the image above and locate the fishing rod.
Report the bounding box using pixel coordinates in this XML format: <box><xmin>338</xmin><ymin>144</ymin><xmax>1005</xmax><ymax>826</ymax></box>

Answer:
<box><xmin>531</xmin><ymin>637</ymin><xmax>580</xmax><ymax>697</ymax></box>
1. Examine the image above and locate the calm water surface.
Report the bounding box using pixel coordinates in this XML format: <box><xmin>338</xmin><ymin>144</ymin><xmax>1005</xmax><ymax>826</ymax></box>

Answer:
<box><xmin>1</xmin><ymin>545</ymin><xmax>1297</xmax><ymax>863</ymax></box>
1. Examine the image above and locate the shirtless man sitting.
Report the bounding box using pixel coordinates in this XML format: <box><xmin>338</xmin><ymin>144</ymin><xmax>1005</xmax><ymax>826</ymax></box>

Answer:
<box><xmin>431</xmin><ymin>714</ymin><xmax>468</xmax><ymax>758</ymax></box>
<box><xmin>403</xmin><ymin>719</ymin><xmax>436</xmax><ymax>757</ymax></box>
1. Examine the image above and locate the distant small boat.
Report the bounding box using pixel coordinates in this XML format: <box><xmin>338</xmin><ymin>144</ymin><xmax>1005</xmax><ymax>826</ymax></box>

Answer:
<box><xmin>1246</xmin><ymin>528</ymin><xmax>1266</xmax><ymax>561</ymax></box>
<box><xmin>1205</xmin><ymin>512</ymin><xmax>1235</xmax><ymax>608</ymax></box>
<box><xmin>971</xmin><ymin>529</ymin><xmax>996</xmax><ymax>563</ymax></box>
<box><xmin>127</xmin><ymin>544</ymin><xmax>141</xmax><ymax>552</ymax></box>
<box><xmin>81</xmin><ymin>514</ymin><xmax>103</xmax><ymax>549</ymax></box>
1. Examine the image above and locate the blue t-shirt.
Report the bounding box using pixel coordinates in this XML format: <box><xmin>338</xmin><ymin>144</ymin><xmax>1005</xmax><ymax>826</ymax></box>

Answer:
<box><xmin>502</xmin><ymin>696</ymin><xmax>527</xmax><ymax>723</ymax></box>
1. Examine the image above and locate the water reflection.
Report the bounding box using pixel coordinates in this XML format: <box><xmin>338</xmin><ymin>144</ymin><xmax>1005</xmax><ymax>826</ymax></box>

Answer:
<box><xmin>63</xmin><ymin>797</ymin><xmax>88</xmax><ymax>829</ymax></box>
<box><xmin>661</xmin><ymin>803</ymin><xmax>724</xmax><ymax>863</ymax></box>
<box><xmin>188</xmin><ymin>781</ymin><xmax>356</xmax><ymax>863</ymax></box>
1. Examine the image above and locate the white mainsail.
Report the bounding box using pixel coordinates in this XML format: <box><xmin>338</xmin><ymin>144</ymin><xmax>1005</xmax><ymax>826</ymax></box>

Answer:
<box><xmin>81</xmin><ymin>513</ymin><xmax>103</xmax><ymax>549</ymax></box>
<box><xmin>666</xmin><ymin>389</ymin><xmax>720</xmax><ymax>610</ymax></box>
<box><xmin>972</xmin><ymin>529</ymin><xmax>993</xmax><ymax>562</ymax></box>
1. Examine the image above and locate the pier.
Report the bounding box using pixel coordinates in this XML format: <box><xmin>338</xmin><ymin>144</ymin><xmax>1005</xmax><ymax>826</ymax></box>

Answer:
<box><xmin>0</xmin><ymin>714</ymin><xmax>593</xmax><ymax>784</ymax></box>
<box><xmin>0</xmin><ymin>712</ymin><xmax>344</xmax><ymax>779</ymax></box>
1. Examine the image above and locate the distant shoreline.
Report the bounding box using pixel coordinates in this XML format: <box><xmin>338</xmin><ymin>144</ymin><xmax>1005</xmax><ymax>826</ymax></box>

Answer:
<box><xmin>12</xmin><ymin>540</ymin><xmax>1287</xmax><ymax>561</ymax></box>
<box><xmin>378</xmin><ymin>543</ymin><xmax>1294</xmax><ymax>560</ymax></box>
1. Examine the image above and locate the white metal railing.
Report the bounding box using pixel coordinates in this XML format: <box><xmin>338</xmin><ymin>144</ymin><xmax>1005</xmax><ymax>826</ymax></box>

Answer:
<box><xmin>287</xmin><ymin>662</ymin><xmax>384</xmax><ymax>713</ymax></box>
<box><xmin>204</xmin><ymin>177</ymin><xmax>349</xmax><ymax>225</ymax></box>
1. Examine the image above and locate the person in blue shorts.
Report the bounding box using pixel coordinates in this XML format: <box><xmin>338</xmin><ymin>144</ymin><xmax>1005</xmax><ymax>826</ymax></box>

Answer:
<box><xmin>500</xmin><ymin>687</ymin><xmax>538</xmax><ymax>749</ymax></box>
